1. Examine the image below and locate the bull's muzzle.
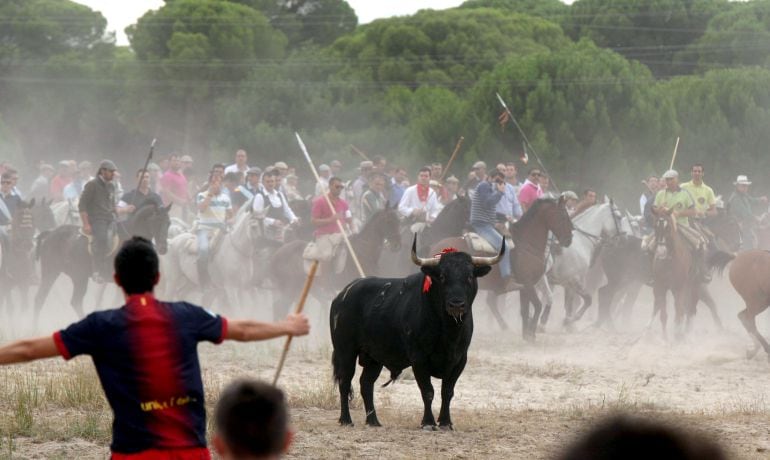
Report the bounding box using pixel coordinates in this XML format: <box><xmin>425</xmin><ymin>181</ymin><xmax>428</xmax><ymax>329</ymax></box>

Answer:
<box><xmin>446</xmin><ymin>300</ymin><xmax>466</xmax><ymax>324</ymax></box>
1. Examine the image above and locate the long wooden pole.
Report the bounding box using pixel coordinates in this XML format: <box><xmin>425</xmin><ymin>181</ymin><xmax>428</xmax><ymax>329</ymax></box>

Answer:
<box><xmin>669</xmin><ymin>137</ymin><xmax>681</xmax><ymax>170</ymax></box>
<box><xmin>349</xmin><ymin>144</ymin><xmax>371</xmax><ymax>162</ymax></box>
<box><xmin>296</xmin><ymin>133</ymin><xmax>366</xmax><ymax>278</ymax></box>
<box><xmin>272</xmin><ymin>260</ymin><xmax>319</xmax><ymax>386</ymax></box>
<box><xmin>439</xmin><ymin>136</ymin><xmax>465</xmax><ymax>182</ymax></box>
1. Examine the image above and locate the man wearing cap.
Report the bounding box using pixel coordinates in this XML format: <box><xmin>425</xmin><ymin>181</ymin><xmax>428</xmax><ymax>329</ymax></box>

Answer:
<box><xmin>315</xmin><ymin>164</ymin><xmax>331</xmax><ymax>197</ymax></box>
<box><xmin>465</xmin><ymin>161</ymin><xmax>487</xmax><ymax>192</ymax></box>
<box><xmin>224</xmin><ymin>149</ymin><xmax>250</xmax><ymax>180</ymax></box>
<box><xmin>398</xmin><ymin>166</ymin><xmax>441</xmax><ymax>225</ymax></box>
<box><xmin>79</xmin><ymin>160</ymin><xmax>119</xmax><ymax>283</ymax></box>
<box><xmin>729</xmin><ymin>175</ymin><xmax>768</xmax><ymax>249</ymax></box>
<box><xmin>518</xmin><ymin>168</ymin><xmax>543</xmax><ymax>213</ymax></box>
<box><xmin>62</xmin><ymin>161</ymin><xmax>93</xmax><ymax>201</ymax></box>
<box><xmin>28</xmin><ymin>163</ymin><xmax>54</xmax><ymax>202</ymax></box>
<box><xmin>232</xmin><ymin>167</ymin><xmax>261</xmax><ymax>210</ymax></box>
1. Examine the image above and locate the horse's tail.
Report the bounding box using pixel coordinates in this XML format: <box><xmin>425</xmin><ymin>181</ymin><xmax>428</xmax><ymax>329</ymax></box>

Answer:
<box><xmin>707</xmin><ymin>250</ymin><xmax>735</xmax><ymax>276</ymax></box>
<box><xmin>35</xmin><ymin>230</ymin><xmax>51</xmax><ymax>261</ymax></box>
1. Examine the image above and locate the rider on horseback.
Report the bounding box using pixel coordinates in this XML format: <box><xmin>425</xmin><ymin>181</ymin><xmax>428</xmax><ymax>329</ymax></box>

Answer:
<box><xmin>471</xmin><ymin>169</ymin><xmax>515</xmax><ymax>291</ymax></box>
<box><xmin>195</xmin><ymin>175</ymin><xmax>233</xmax><ymax>287</ymax></box>
<box><xmin>78</xmin><ymin>160</ymin><xmax>118</xmax><ymax>284</ymax></box>
<box><xmin>252</xmin><ymin>169</ymin><xmax>298</xmax><ymax>244</ymax></box>
<box><xmin>0</xmin><ymin>172</ymin><xmax>21</xmax><ymax>259</ymax></box>
<box><xmin>728</xmin><ymin>175</ymin><xmax>768</xmax><ymax>250</ymax></box>
<box><xmin>398</xmin><ymin>167</ymin><xmax>440</xmax><ymax>230</ymax></box>
<box><xmin>118</xmin><ymin>169</ymin><xmax>163</xmax><ymax>218</ymax></box>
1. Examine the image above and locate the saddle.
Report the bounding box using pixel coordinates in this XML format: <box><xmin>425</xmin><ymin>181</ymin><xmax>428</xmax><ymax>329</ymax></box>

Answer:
<box><xmin>303</xmin><ymin>233</ymin><xmax>347</xmax><ymax>276</ymax></box>
<box><xmin>463</xmin><ymin>232</ymin><xmax>514</xmax><ymax>255</ymax></box>
<box><xmin>79</xmin><ymin>227</ymin><xmax>120</xmax><ymax>258</ymax></box>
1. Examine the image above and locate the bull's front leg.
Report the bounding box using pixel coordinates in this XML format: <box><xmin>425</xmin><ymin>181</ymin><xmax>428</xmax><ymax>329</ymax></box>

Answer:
<box><xmin>412</xmin><ymin>365</ymin><xmax>436</xmax><ymax>430</ymax></box>
<box><xmin>437</xmin><ymin>357</ymin><xmax>467</xmax><ymax>431</ymax></box>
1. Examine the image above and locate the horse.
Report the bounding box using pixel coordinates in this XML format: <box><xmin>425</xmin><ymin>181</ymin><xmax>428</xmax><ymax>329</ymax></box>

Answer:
<box><xmin>430</xmin><ymin>196</ymin><xmax>574</xmax><ymax>341</ymax></box>
<box><xmin>381</xmin><ymin>196</ymin><xmax>471</xmax><ymax>278</ymax></box>
<box><xmin>163</xmin><ymin>205</ymin><xmax>262</xmax><ymax>312</ymax></box>
<box><xmin>268</xmin><ymin>206</ymin><xmax>402</xmax><ymax>321</ymax></box>
<box><xmin>649</xmin><ymin>212</ymin><xmax>699</xmax><ymax>340</ymax></box>
<box><xmin>541</xmin><ymin>200</ymin><xmax>628</xmax><ymax>328</ymax></box>
<box><xmin>0</xmin><ymin>199</ymin><xmax>37</xmax><ymax>313</ymax></box>
<box><xmin>29</xmin><ymin>197</ymin><xmax>56</xmax><ymax>233</ymax></box>
<box><xmin>34</xmin><ymin>201</ymin><xmax>171</xmax><ymax>322</ymax></box>
<box><xmin>709</xmin><ymin>250</ymin><xmax>770</xmax><ymax>360</ymax></box>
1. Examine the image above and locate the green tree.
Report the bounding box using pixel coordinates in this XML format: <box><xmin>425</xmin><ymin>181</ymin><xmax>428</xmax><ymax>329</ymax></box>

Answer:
<box><xmin>568</xmin><ymin>0</ymin><xmax>730</xmax><ymax>76</ymax></box>
<box><xmin>459</xmin><ymin>0</ymin><xmax>569</xmax><ymax>20</ymax></box>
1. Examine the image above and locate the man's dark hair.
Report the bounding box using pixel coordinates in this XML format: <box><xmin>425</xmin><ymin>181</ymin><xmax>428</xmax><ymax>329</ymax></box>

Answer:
<box><xmin>211</xmin><ymin>163</ymin><xmax>226</xmax><ymax>172</ymax></box>
<box><xmin>692</xmin><ymin>163</ymin><xmax>704</xmax><ymax>171</ymax></box>
<box><xmin>136</xmin><ymin>169</ymin><xmax>149</xmax><ymax>177</ymax></box>
<box><xmin>223</xmin><ymin>172</ymin><xmax>241</xmax><ymax>184</ymax></box>
<box><xmin>489</xmin><ymin>169</ymin><xmax>505</xmax><ymax>181</ymax></box>
<box><xmin>558</xmin><ymin>415</ymin><xmax>725</xmax><ymax>460</ymax></box>
<box><xmin>582</xmin><ymin>188</ymin><xmax>595</xmax><ymax>197</ymax></box>
<box><xmin>419</xmin><ymin>166</ymin><xmax>431</xmax><ymax>175</ymax></box>
<box><xmin>215</xmin><ymin>379</ymin><xmax>288</xmax><ymax>458</ymax></box>
<box><xmin>372</xmin><ymin>155</ymin><xmax>385</xmax><ymax>166</ymax></box>
<box><xmin>528</xmin><ymin>167</ymin><xmax>541</xmax><ymax>176</ymax></box>
<box><xmin>328</xmin><ymin>176</ymin><xmax>343</xmax><ymax>187</ymax></box>
<box><xmin>114</xmin><ymin>237</ymin><xmax>159</xmax><ymax>294</ymax></box>
<box><xmin>1</xmin><ymin>172</ymin><xmax>13</xmax><ymax>182</ymax></box>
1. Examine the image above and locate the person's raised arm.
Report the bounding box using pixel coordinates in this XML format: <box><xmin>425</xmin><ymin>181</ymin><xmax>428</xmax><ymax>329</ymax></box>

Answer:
<box><xmin>225</xmin><ymin>314</ymin><xmax>309</xmax><ymax>342</ymax></box>
<box><xmin>0</xmin><ymin>336</ymin><xmax>59</xmax><ymax>365</ymax></box>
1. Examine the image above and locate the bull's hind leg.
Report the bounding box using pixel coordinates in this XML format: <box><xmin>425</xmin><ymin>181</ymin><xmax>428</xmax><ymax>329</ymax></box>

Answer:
<box><xmin>412</xmin><ymin>365</ymin><xmax>437</xmax><ymax>430</ymax></box>
<box><xmin>333</xmin><ymin>350</ymin><xmax>358</xmax><ymax>426</ymax></box>
<box><xmin>358</xmin><ymin>355</ymin><xmax>383</xmax><ymax>427</ymax></box>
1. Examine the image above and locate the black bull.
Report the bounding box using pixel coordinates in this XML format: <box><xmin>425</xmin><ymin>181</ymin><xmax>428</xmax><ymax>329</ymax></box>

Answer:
<box><xmin>330</xmin><ymin>236</ymin><xmax>503</xmax><ymax>430</ymax></box>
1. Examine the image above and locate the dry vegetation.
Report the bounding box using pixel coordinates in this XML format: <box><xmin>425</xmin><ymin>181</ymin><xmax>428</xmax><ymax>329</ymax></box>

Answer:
<box><xmin>2</xmin><ymin>277</ymin><xmax>770</xmax><ymax>458</ymax></box>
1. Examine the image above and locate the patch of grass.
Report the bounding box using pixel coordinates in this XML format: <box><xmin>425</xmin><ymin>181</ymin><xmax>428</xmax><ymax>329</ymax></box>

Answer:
<box><xmin>288</xmin><ymin>377</ymin><xmax>340</xmax><ymax>410</ymax></box>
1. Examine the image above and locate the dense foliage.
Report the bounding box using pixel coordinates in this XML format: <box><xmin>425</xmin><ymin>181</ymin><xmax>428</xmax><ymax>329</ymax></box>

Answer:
<box><xmin>3</xmin><ymin>0</ymin><xmax>770</xmax><ymax>202</ymax></box>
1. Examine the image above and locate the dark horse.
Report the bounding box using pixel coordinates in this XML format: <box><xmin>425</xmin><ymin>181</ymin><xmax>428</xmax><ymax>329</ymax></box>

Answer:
<box><xmin>268</xmin><ymin>206</ymin><xmax>402</xmax><ymax>321</ymax></box>
<box><xmin>595</xmin><ymin>210</ymin><xmax>741</xmax><ymax>331</ymax></box>
<box><xmin>0</xmin><ymin>199</ymin><xmax>37</xmax><ymax>312</ymax></box>
<box><xmin>430</xmin><ymin>196</ymin><xmax>574</xmax><ymax>341</ymax></box>
<box><xmin>34</xmin><ymin>201</ymin><xmax>171</xmax><ymax>322</ymax></box>
<box><xmin>381</xmin><ymin>195</ymin><xmax>471</xmax><ymax>277</ymax></box>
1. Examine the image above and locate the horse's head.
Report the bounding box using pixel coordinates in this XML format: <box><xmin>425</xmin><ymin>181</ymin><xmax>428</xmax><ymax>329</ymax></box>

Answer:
<box><xmin>374</xmin><ymin>206</ymin><xmax>402</xmax><ymax>252</ymax></box>
<box><xmin>547</xmin><ymin>196</ymin><xmax>573</xmax><ymax>247</ymax></box>
<box><xmin>133</xmin><ymin>202</ymin><xmax>171</xmax><ymax>255</ymax></box>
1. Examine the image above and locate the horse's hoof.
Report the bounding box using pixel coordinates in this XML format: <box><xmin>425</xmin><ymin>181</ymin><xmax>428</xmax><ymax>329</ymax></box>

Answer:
<box><xmin>439</xmin><ymin>424</ymin><xmax>454</xmax><ymax>432</ymax></box>
<box><xmin>339</xmin><ymin>419</ymin><xmax>354</xmax><ymax>427</ymax></box>
<box><xmin>422</xmin><ymin>425</ymin><xmax>438</xmax><ymax>431</ymax></box>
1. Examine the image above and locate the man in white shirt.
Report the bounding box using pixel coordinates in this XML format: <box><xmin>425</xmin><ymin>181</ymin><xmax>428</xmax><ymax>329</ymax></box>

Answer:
<box><xmin>195</xmin><ymin>175</ymin><xmax>232</xmax><ymax>287</ymax></box>
<box><xmin>398</xmin><ymin>166</ymin><xmax>441</xmax><ymax>224</ymax></box>
<box><xmin>252</xmin><ymin>170</ymin><xmax>298</xmax><ymax>244</ymax></box>
<box><xmin>224</xmin><ymin>149</ymin><xmax>250</xmax><ymax>181</ymax></box>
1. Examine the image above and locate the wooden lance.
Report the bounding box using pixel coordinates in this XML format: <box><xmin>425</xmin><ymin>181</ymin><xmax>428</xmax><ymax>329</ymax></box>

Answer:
<box><xmin>296</xmin><ymin>133</ymin><xmax>366</xmax><ymax>278</ymax></box>
<box><xmin>669</xmin><ymin>137</ymin><xmax>680</xmax><ymax>171</ymax></box>
<box><xmin>272</xmin><ymin>260</ymin><xmax>318</xmax><ymax>386</ymax></box>
<box><xmin>349</xmin><ymin>144</ymin><xmax>371</xmax><ymax>162</ymax></box>
<box><xmin>439</xmin><ymin>136</ymin><xmax>465</xmax><ymax>182</ymax></box>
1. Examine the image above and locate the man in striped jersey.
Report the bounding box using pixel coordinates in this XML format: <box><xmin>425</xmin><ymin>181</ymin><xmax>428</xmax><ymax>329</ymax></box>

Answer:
<box><xmin>471</xmin><ymin>169</ymin><xmax>514</xmax><ymax>290</ymax></box>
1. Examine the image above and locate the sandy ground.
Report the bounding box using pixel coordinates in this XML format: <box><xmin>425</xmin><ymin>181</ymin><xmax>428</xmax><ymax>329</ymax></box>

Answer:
<box><xmin>1</xmin><ymin>274</ymin><xmax>770</xmax><ymax>459</ymax></box>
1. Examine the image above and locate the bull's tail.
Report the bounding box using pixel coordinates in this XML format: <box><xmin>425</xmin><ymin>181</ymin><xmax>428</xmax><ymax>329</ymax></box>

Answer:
<box><xmin>331</xmin><ymin>349</ymin><xmax>342</xmax><ymax>385</ymax></box>
<box><xmin>707</xmin><ymin>250</ymin><xmax>735</xmax><ymax>276</ymax></box>
<box><xmin>35</xmin><ymin>230</ymin><xmax>51</xmax><ymax>261</ymax></box>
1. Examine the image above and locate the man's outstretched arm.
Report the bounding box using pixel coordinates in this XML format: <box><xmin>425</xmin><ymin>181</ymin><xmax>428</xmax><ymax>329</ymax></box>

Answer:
<box><xmin>0</xmin><ymin>336</ymin><xmax>59</xmax><ymax>365</ymax></box>
<box><xmin>225</xmin><ymin>314</ymin><xmax>310</xmax><ymax>342</ymax></box>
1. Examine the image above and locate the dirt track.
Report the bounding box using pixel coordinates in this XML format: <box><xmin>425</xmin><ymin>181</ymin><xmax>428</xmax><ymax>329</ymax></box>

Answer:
<box><xmin>2</xmin><ymin>276</ymin><xmax>770</xmax><ymax>458</ymax></box>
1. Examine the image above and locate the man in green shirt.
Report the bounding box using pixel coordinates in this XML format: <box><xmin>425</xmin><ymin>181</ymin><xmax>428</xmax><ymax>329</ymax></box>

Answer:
<box><xmin>680</xmin><ymin>163</ymin><xmax>717</xmax><ymax>219</ymax></box>
<box><xmin>728</xmin><ymin>175</ymin><xmax>768</xmax><ymax>249</ymax></box>
<box><xmin>653</xmin><ymin>169</ymin><xmax>697</xmax><ymax>228</ymax></box>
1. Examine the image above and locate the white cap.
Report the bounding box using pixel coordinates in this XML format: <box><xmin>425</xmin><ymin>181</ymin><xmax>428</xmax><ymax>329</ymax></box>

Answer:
<box><xmin>661</xmin><ymin>169</ymin><xmax>678</xmax><ymax>179</ymax></box>
<box><xmin>734</xmin><ymin>175</ymin><xmax>752</xmax><ymax>185</ymax></box>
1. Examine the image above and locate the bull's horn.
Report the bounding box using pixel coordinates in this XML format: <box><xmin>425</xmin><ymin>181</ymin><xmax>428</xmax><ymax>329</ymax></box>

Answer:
<box><xmin>471</xmin><ymin>238</ymin><xmax>505</xmax><ymax>266</ymax></box>
<box><xmin>411</xmin><ymin>234</ymin><xmax>439</xmax><ymax>267</ymax></box>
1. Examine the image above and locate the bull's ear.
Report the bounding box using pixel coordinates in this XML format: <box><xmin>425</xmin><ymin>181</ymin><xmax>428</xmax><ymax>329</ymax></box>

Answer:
<box><xmin>420</xmin><ymin>266</ymin><xmax>440</xmax><ymax>278</ymax></box>
<box><xmin>473</xmin><ymin>266</ymin><xmax>492</xmax><ymax>278</ymax></box>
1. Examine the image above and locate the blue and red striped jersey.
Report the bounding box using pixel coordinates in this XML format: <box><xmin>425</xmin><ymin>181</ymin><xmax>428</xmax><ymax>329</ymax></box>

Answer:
<box><xmin>53</xmin><ymin>294</ymin><xmax>228</xmax><ymax>457</ymax></box>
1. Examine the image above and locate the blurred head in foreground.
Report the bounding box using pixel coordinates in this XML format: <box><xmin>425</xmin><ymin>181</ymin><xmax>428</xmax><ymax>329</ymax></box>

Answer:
<box><xmin>213</xmin><ymin>379</ymin><xmax>292</xmax><ymax>459</ymax></box>
<box><xmin>557</xmin><ymin>415</ymin><xmax>726</xmax><ymax>460</ymax></box>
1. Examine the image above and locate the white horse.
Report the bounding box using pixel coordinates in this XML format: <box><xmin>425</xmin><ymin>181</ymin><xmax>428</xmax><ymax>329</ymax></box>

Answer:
<box><xmin>540</xmin><ymin>199</ymin><xmax>630</xmax><ymax>327</ymax></box>
<box><xmin>163</xmin><ymin>206</ymin><xmax>261</xmax><ymax>312</ymax></box>
<box><xmin>51</xmin><ymin>199</ymin><xmax>81</xmax><ymax>226</ymax></box>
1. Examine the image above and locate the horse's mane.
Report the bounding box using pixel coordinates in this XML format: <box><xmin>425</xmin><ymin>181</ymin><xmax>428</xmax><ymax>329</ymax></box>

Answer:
<box><xmin>512</xmin><ymin>197</ymin><xmax>558</xmax><ymax>230</ymax></box>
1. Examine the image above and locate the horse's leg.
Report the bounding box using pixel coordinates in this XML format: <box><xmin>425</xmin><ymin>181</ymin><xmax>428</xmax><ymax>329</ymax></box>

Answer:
<box><xmin>738</xmin><ymin>306</ymin><xmax>770</xmax><ymax>360</ymax></box>
<box><xmin>570</xmin><ymin>282</ymin><xmax>593</xmax><ymax>324</ymax></box>
<box><xmin>596</xmin><ymin>281</ymin><xmax>618</xmax><ymax>330</ymax></box>
<box><xmin>537</xmin><ymin>278</ymin><xmax>553</xmax><ymax>332</ymax></box>
<box><xmin>652</xmin><ymin>286</ymin><xmax>668</xmax><ymax>341</ymax></box>
<box><xmin>33</xmin><ymin>267</ymin><xmax>59</xmax><ymax>327</ymax></box>
<box><xmin>70</xmin><ymin>272</ymin><xmax>88</xmax><ymax>319</ymax></box>
<box><xmin>697</xmin><ymin>283</ymin><xmax>723</xmax><ymax>331</ymax></box>
<box><xmin>519</xmin><ymin>289</ymin><xmax>531</xmax><ymax>342</ymax></box>
<box><xmin>619</xmin><ymin>281</ymin><xmax>643</xmax><ymax>323</ymax></box>
<box><xmin>486</xmin><ymin>291</ymin><xmax>509</xmax><ymax>331</ymax></box>
<box><xmin>527</xmin><ymin>286</ymin><xmax>542</xmax><ymax>341</ymax></box>
<box><xmin>563</xmin><ymin>286</ymin><xmax>574</xmax><ymax>324</ymax></box>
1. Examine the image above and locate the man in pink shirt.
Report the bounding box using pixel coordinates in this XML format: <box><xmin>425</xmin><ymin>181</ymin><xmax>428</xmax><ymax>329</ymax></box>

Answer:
<box><xmin>517</xmin><ymin>168</ymin><xmax>543</xmax><ymax>213</ymax></box>
<box><xmin>308</xmin><ymin>177</ymin><xmax>352</xmax><ymax>266</ymax></box>
<box><xmin>159</xmin><ymin>154</ymin><xmax>189</xmax><ymax>219</ymax></box>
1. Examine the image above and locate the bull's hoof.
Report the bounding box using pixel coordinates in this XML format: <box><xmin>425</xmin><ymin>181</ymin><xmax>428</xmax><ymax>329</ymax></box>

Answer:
<box><xmin>366</xmin><ymin>419</ymin><xmax>382</xmax><ymax>427</ymax></box>
<box><xmin>339</xmin><ymin>418</ymin><xmax>354</xmax><ymax>427</ymax></box>
<box><xmin>421</xmin><ymin>424</ymin><xmax>438</xmax><ymax>431</ymax></box>
<box><xmin>439</xmin><ymin>424</ymin><xmax>454</xmax><ymax>432</ymax></box>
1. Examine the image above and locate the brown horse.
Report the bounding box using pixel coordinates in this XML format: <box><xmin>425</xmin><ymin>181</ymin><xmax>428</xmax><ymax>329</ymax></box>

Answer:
<box><xmin>709</xmin><ymin>250</ymin><xmax>770</xmax><ymax>360</ymax></box>
<box><xmin>430</xmin><ymin>196</ymin><xmax>573</xmax><ymax>341</ymax></box>
<box><xmin>650</xmin><ymin>212</ymin><xmax>699</xmax><ymax>340</ymax></box>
